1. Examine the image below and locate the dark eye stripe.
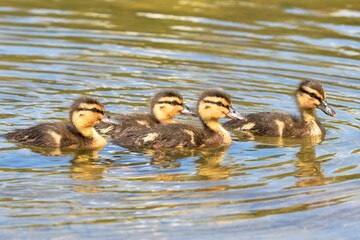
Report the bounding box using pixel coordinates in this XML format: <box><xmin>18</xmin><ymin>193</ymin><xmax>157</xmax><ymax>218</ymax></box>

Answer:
<box><xmin>300</xmin><ymin>88</ymin><xmax>322</xmax><ymax>102</ymax></box>
<box><xmin>77</xmin><ymin>107</ymin><xmax>104</xmax><ymax>115</ymax></box>
<box><xmin>203</xmin><ymin>100</ymin><xmax>230</xmax><ymax>109</ymax></box>
<box><xmin>157</xmin><ymin>101</ymin><xmax>183</xmax><ymax>106</ymax></box>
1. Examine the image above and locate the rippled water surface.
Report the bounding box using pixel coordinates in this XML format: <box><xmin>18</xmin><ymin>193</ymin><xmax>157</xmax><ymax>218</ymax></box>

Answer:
<box><xmin>0</xmin><ymin>0</ymin><xmax>359</xmax><ymax>239</ymax></box>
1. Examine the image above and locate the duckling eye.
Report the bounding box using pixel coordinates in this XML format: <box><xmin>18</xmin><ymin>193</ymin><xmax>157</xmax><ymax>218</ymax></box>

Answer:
<box><xmin>309</xmin><ymin>93</ymin><xmax>318</xmax><ymax>99</ymax></box>
<box><xmin>91</xmin><ymin>108</ymin><xmax>104</xmax><ymax>115</ymax></box>
<box><xmin>203</xmin><ymin>100</ymin><xmax>228</xmax><ymax>109</ymax></box>
<box><xmin>300</xmin><ymin>88</ymin><xmax>322</xmax><ymax>101</ymax></box>
<box><xmin>157</xmin><ymin>100</ymin><xmax>181</xmax><ymax>106</ymax></box>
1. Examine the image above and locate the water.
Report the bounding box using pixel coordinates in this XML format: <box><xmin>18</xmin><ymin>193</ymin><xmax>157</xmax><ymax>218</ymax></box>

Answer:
<box><xmin>0</xmin><ymin>0</ymin><xmax>359</xmax><ymax>239</ymax></box>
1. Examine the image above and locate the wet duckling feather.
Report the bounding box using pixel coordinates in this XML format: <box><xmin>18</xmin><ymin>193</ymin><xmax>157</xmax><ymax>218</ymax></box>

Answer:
<box><xmin>113</xmin><ymin>89</ymin><xmax>243</xmax><ymax>149</ymax></box>
<box><xmin>96</xmin><ymin>90</ymin><xmax>194</xmax><ymax>135</ymax></box>
<box><xmin>4</xmin><ymin>96</ymin><xmax>113</xmax><ymax>149</ymax></box>
<box><xmin>223</xmin><ymin>80</ymin><xmax>336</xmax><ymax>138</ymax></box>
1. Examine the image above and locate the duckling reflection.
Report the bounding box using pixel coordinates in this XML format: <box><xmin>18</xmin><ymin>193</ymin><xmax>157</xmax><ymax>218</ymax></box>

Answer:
<box><xmin>70</xmin><ymin>152</ymin><xmax>111</xmax><ymax>182</ymax></box>
<box><xmin>143</xmin><ymin>148</ymin><xmax>195</xmax><ymax>169</ymax></box>
<box><xmin>233</xmin><ymin>131</ymin><xmax>323</xmax><ymax>148</ymax></box>
<box><xmin>17</xmin><ymin>145</ymin><xmax>111</xmax><ymax>184</ymax></box>
<box><xmin>195</xmin><ymin>146</ymin><xmax>233</xmax><ymax>180</ymax></box>
<box><xmin>140</xmin><ymin>146</ymin><xmax>232</xmax><ymax>181</ymax></box>
<box><xmin>290</xmin><ymin>142</ymin><xmax>328</xmax><ymax>188</ymax></box>
<box><xmin>236</xmin><ymin>134</ymin><xmax>328</xmax><ymax>188</ymax></box>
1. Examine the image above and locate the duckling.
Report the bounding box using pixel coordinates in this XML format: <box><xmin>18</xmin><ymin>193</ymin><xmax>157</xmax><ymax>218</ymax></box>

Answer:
<box><xmin>4</xmin><ymin>97</ymin><xmax>116</xmax><ymax>149</ymax></box>
<box><xmin>223</xmin><ymin>80</ymin><xmax>336</xmax><ymax>138</ymax></box>
<box><xmin>113</xmin><ymin>89</ymin><xmax>244</xmax><ymax>149</ymax></box>
<box><xmin>96</xmin><ymin>90</ymin><xmax>195</xmax><ymax>135</ymax></box>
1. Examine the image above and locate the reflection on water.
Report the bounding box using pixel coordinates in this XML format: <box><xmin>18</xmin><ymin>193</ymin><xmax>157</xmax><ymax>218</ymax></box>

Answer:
<box><xmin>247</xmin><ymin>135</ymin><xmax>329</xmax><ymax>188</ymax></box>
<box><xmin>69</xmin><ymin>152</ymin><xmax>107</xmax><ymax>181</ymax></box>
<box><xmin>235</xmin><ymin>133</ymin><xmax>329</xmax><ymax>188</ymax></box>
<box><xmin>293</xmin><ymin>140</ymin><xmax>327</xmax><ymax>188</ymax></box>
<box><xmin>196</xmin><ymin>147</ymin><xmax>232</xmax><ymax>180</ymax></box>
<box><xmin>114</xmin><ymin>147</ymin><xmax>232</xmax><ymax>181</ymax></box>
<box><xmin>0</xmin><ymin>0</ymin><xmax>360</xmax><ymax>238</ymax></box>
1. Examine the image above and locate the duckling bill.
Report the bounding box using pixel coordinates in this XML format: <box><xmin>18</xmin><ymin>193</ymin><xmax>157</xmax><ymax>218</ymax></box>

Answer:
<box><xmin>113</xmin><ymin>89</ymin><xmax>244</xmax><ymax>149</ymax></box>
<box><xmin>223</xmin><ymin>80</ymin><xmax>336</xmax><ymax>138</ymax></box>
<box><xmin>4</xmin><ymin>97</ymin><xmax>116</xmax><ymax>149</ymax></box>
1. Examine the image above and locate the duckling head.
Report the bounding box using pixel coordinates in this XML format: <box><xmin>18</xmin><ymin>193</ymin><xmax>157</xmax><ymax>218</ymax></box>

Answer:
<box><xmin>150</xmin><ymin>90</ymin><xmax>195</xmax><ymax>123</ymax></box>
<box><xmin>70</xmin><ymin>97</ymin><xmax>114</xmax><ymax>137</ymax></box>
<box><xmin>197</xmin><ymin>89</ymin><xmax>244</xmax><ymax>124</ymax></box>
<box><xmin>296</xmin><ymin>80</ymin><xmax>336</xmax><ymax>117</ymax></box>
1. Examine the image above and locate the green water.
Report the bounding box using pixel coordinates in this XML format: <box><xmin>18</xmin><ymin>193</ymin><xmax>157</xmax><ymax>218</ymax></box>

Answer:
<box><xmin>0</xmin><ymin>0</ymin><xmax>359</xmax><ymax>239</ymax></box>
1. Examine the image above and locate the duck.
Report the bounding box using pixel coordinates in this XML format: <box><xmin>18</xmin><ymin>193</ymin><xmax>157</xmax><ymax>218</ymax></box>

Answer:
<box><xmin>113</xmin><ymin>89</ymin><xmax>244</xmax><ymax>149</ymax></box>
<box><xmin>96</xmin><ymin>90</ymin><xmax>195</xmax><ymax>135</ymax></box>
<box><xmin>4</xmin><ymin>96</ymin><xmax>117</xmax><ymax>149</ymax></box>
<box><xmin>223</xmin><ymin>80</ymin><xmax>336</xmax><ymax>138</ymax></box>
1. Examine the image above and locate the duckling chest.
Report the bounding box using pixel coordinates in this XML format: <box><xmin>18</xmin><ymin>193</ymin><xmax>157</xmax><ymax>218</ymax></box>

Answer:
<box><xmin>90</xmin><ymin>132</ymin><xmax>107</xmax><ymax>148</ymax></box>
<box><xmin>205</xmin><ymin>128</ymin><xmax>232</xmax><ymax>147</ymax></box>
<box><xmin>60</xmin><ymin>129</ymin><xmax>107</xmax><ymax>149</ymax></box>
<box><xmin>220</xmin><ymin>128</ymin><xmax>232</xmax><ymax>145</ymax></box>
<box><xmin>307</xmin><ymin>121</ymin><xmax>323</xmax><ymax>137</ymax></box>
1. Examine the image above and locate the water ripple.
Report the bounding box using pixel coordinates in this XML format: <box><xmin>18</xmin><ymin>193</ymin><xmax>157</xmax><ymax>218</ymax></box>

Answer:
<box><xmin>0</xmin><ymin>0</ymin><xmax>359</xmax><ymax>238</ymax></box>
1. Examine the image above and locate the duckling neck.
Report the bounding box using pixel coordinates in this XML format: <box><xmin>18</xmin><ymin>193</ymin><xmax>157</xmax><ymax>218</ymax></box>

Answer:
<box><xmin>300</xmin><ymin>108</ymin><xmax>317</xmax><ymax>123</ymax></box>
<box><xmin>161</xmin><ymin>119</ymin><xmax>176</xmax><ymax>124</ymax></box>
<box><xmin>202</xmin><ymin>119</ymin><xmax>232</xmax><ymax>145</ymax></box>
<box><xmin>72</xmin><ymin>123</ymin><xmax>107</xmax><ymax>147</ymax></box>
<box><xmin>300</xmin><ymin>108</ymin><xmax>324</xmax><ymax>136</ymax></box>
<box><xmin>75</xmin><ymin>124</ymin><xmax>96</xmax><ymax>138</ymax></box>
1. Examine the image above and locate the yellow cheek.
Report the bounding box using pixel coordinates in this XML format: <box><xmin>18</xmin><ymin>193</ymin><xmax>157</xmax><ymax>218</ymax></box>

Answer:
<box><xmin>306</xmin><ymin>100</ymin><xmax>314</xmax><ymax>107</ymax></box>
<box><xmin>88</xmin><ymin>113</ymin><xmax>103</xmax><ymax>126</ymax></box>
<box><xmin>298</xmin><ymin>95</ymin><xmax>310</xmax><ymax>107</ymax></box>
<box><xmin>161</xmin><ymin>106</ymin><xmax>169</xmax><ymax>115</ymax></box>
<box><xmin>304</xmin><ymin>98</ymin><xmax>319</xmax><ymax>108</ymax></box>
<box><xmin>169</xmin><ymin>106</ymin><xmax>180</xmax><ymax>116</ymax></box>
<box><xmin>97</xmin><ymin>114</ymin><xmax>104</xmax><ymax>122</ymax></box>
<box><xmin>313</xmin><ymin>99</ymin><xmax>321</xmax><ymax>105</ymax></box>
<box><xmin>210</xmin><ymin>109</ymin><xmax>222</xmax><ymax>119</ymax></box>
